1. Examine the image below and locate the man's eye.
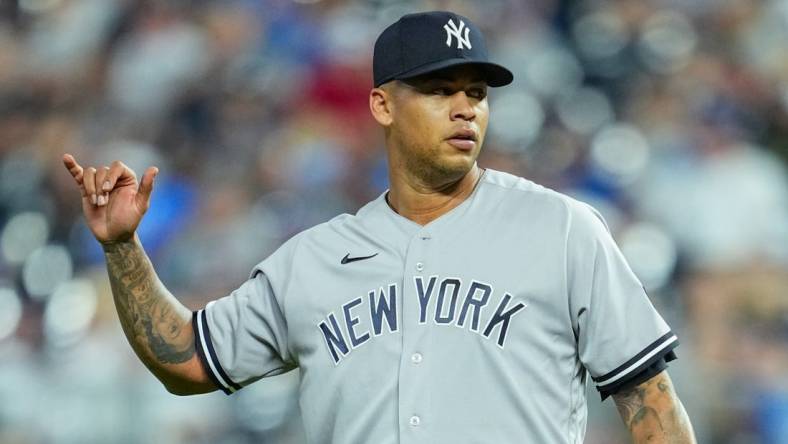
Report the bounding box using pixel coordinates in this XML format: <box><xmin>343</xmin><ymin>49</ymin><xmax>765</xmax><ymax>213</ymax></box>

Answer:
<box><xmin>468</xmin><ymin>88</ymin><xmax>486</xmax><ymax>99</ymax></box>
<box><xmin>432</xmin><ymin>87</ymin><xmax>450</xmax><ymax>95</ymax></box>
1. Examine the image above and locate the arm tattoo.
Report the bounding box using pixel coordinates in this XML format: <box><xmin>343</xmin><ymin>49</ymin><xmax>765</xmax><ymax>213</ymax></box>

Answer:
<box><xmin>612</xmin><ymin>371</ymin><xmax>696</xmax><ymax>443</ymax></box>
<box><xmin>614</xmin><ymin>383</ymin><xmax>663</xmax><ymax>438</ymax></box>
<box><xmin>103</xmin><ymin>239</ymin><xmax>194</xmax><ymax>366</ymax></box>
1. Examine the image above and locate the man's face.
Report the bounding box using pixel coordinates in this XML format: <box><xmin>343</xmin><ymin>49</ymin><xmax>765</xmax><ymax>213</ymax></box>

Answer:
<box><xmin>382</xmin><ymin>65</ymin><xmax>490</xmax><ymax>184</ymax></box>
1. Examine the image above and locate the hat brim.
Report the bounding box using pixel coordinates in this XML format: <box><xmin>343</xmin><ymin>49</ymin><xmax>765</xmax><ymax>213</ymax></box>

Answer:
<box><xmin>380</xmin><ymin>59</ymin><xmax>513</xmax><ymax>88</ymax></box>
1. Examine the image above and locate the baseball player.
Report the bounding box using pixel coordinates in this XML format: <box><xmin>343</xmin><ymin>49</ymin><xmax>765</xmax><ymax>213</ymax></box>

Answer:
<box><xmin>62</xmin><ymin>11</ymin><xmax>695</xmax><ymax>444</ymax></box>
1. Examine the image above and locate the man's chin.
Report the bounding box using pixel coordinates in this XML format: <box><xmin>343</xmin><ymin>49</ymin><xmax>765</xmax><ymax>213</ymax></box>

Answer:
<box><xmin>404</xmin><ymin>145</ymin><xmax>479</xmax><ymax>185</ymax></box>
<box><xmin>427</xmin><ymin>156</ymin><xmax>476</xmax><ymax>182</ymax></box>
<box><xmin>442</xmin><ymin>149</ymin><xmax>478</xmax><ymax>170</ymax></box>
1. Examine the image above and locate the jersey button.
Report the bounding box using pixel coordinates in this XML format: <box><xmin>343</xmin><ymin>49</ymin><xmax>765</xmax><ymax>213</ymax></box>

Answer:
<box><xmin>411</xmin><ymin>352</ymin><xmax>423</xmax><ymax>364</ymax></box>
<box><xmin>415</xmin><ymin>262</ymin><xmax>424</xmax><ymax>272</ymax></box>
<box><xmin>409</xmin><ymin>415</ymin><xmax>421</xmax><ymax>426</ymax></box>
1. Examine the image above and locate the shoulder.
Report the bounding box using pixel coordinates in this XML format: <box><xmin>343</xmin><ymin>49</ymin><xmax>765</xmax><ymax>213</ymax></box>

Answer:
<box><xmin>481</xmin><ymin>169</ymin><xmax>568</xmax><ymax>208</ymax></box>
<box><xmin>480</xmin><ymin>169</ymin><xmax>600</xmax><ymax>225</ymax></box>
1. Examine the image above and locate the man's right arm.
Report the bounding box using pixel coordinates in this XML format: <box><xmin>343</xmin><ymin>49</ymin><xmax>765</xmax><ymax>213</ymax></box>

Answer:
<box><xmin>103</xmin><ymin>234</ymin><xmax>216</xmax><ymax>395</ymax></box>
<box><xmin>62</xmin><ymin>154</ymin><xmax>216</xmax><ymax>395</ymax></box>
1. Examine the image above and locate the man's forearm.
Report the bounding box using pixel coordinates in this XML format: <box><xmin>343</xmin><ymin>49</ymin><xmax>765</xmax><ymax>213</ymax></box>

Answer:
<box><xmin>613</xmin><ymin>371</ymin><xmax>696</xmax><ymax>443</ymax></box>
<box><xmin>102</xmin><ymin>235</ymin><xmax>195</xmax><ymax>377</ymax></box>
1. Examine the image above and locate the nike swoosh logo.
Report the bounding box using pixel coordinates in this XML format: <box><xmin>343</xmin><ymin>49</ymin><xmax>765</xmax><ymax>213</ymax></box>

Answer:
<box><xmin>341</xmin><ymin>253</ymin><xmax>378</xmax><ymax>264</ymax></box>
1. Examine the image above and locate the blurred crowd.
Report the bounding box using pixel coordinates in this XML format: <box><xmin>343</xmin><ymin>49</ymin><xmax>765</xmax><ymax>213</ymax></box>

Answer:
<box><xmin>1</xmin><ymin>0</ymin><xmax>788</xmax><ymax>443</ymax></box>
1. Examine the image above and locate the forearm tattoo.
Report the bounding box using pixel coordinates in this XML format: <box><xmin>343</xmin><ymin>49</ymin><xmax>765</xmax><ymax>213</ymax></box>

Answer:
<box><xmin>103</xmin><ymin>240</ymin><xmax>194</xmax><ymax>366</ymax></box>
<box><xmin>613</xmin><ymin>372</ymin><xmax>696</xmax><ymax>443</ymax></box>
<box><xmin>614</xmin><ymin>380</ymin><xmax>664</xmax><ymax>438</ymax></box>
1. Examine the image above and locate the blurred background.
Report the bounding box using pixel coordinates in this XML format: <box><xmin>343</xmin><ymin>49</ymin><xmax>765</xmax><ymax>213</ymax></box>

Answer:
<box><xmin>1</xmin><ymin>0</ymin><xmax>787</xmax><ymax>442</ymax></box>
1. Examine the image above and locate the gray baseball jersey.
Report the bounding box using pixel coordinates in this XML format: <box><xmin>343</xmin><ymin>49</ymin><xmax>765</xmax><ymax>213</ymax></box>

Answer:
<box><xmin>193</xmin><ymin>168</ymin><xmax>678</xmax><ymax>444</ymax></box>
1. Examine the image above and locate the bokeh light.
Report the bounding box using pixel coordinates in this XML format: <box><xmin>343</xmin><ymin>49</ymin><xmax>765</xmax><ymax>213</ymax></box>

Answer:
<box><xmin>590</xmin><ymin>124</ymin><xmax>651</xmax><ymax>186</ymax></box>
<box><xmin>488</xmin><ymin>90</ymin><xmax>544</xmax><ymax>151</ymax></box>
<box><xmin>1</xmin><ymin>211</ymin><xmax>49</xmax><ymax>265</ymax></box>
<box><xmin>44</xmin><ymin>279</ymin><xmax>98</xmax><ymax>349</ymax></box>
<box><xmin>22</xmin><ymin>245</ymin><xmax>73</xmax><ymax>301</ymax></box>
<box><xmin>638</xmin><ymin>10</ymin><xmax>698</xmax><ymax>74</ymax></box>
<box><xmin>556</xmin><ymin>87</ymin><xmax>614</xmax><ymax>135</ymax></box>
<box><xmin>619</xmin><ymin>222</ymin><xmax>678</xmax><ymax>291</ymax></box>
<box><xmin>524</xmin><ymin>46</ymin><xmax>583</xmax><ymax>99</ymax></box>
<box><xmin>572</xmin><ymin>10</ymin><xmax>628</xmax><ymax>62</ymax></box>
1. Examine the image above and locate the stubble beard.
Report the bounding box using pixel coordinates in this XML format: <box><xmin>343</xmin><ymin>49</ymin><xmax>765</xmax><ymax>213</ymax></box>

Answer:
<box><xmin>402</xmin><ymin>139</ymin><xmax>477</xmax><ymax>190</ymax></box>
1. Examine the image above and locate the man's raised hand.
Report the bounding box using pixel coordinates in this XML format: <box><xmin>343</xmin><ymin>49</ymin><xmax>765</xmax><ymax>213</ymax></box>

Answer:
<box><xmin>62</xmin><ymin>153</ymin><xmax>158</xmax><ymax>244</ymax></box>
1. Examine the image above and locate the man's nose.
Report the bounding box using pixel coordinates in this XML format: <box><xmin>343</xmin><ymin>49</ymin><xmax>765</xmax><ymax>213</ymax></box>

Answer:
<box><xmin>450</xmin><ymin>91</ymin><xmax>476</xmax><ymax>121</ymax></box>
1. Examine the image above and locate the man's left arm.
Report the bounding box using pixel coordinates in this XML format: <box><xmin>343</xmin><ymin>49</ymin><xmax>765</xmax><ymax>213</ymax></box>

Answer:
<box><xmin>612</xmin><ymin>370</ymin><xmax>696</xmax><ymax>443</ymax></box>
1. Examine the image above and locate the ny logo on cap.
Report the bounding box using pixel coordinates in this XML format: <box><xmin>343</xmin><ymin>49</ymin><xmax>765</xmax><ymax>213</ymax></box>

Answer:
<box><xmin>444</xmin><ymin>18</ymin><xmax>472</xmax><ymax>50</ymax></box>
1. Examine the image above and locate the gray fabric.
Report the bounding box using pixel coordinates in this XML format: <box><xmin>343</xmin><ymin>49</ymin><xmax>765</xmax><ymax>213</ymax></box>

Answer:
<box><xmin>195</xmin><ymin>169</ymin><xmax>677</xmax><ymax>444</ymax></box>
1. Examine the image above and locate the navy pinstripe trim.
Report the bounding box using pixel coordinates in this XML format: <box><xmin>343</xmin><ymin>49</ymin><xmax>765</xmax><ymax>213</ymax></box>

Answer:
<box><xmin>193</xmin><ymin>309</ymin><xmax>242</xmax><ymax>394</ymax></box>
<box><xmin>597</xmin><ymin>349</ymin><xmax>677</xmax><ymax>399</ymax></box>
<box><xmin>593</xmin><ymin>331</ymin><xmax>679</xmax><ymax>389</ymax></box>
<box><xmin>192</xmin><ymin>312</ymin><xmax>229</xmax><ymax>394</ymax></box>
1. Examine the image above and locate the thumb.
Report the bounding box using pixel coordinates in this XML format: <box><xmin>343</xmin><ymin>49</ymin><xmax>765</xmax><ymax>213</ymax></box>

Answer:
<box><xmin>136</xmin><ymin>166</ymin><xmax>159</xmax><ymax>210</ymax></box>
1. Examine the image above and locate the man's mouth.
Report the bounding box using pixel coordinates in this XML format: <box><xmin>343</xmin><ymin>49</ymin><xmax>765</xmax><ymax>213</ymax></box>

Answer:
<box><xmin>447</xmin><ymin>129</ymin><xmax>478</xmax><ymax>151</ymax></box>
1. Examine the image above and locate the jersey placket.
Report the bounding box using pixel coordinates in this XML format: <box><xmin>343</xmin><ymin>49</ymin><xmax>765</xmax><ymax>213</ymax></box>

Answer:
<box><xmin>398</xmin><ymin>227</ymin><xmax>434</xmax><ymax>444</ymax></box>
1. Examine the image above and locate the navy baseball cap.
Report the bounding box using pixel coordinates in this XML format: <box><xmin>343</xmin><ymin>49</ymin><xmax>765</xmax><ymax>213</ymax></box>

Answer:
<box><xmin>373</xmin><ymin>11</ymin><xmax>513</xmax><ymax>88</ymax></box>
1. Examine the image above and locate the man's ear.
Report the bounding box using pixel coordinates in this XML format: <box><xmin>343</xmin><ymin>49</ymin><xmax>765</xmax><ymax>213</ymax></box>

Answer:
<box><xmin>369</xmin><ymin>86</ymin><xmax>394</xmax><ymax>127</ymax></box>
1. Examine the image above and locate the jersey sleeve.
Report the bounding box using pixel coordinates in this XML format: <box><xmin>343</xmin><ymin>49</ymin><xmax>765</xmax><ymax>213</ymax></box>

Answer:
<box><xmin>566</xmin><ymin>201</ymin><xmax>678</xmax><ymax>399</ymax></box>
<box><xmin>193</xmin><ymin>240</ymin><xmax>299</xmax><ymax>395</ymax></box>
